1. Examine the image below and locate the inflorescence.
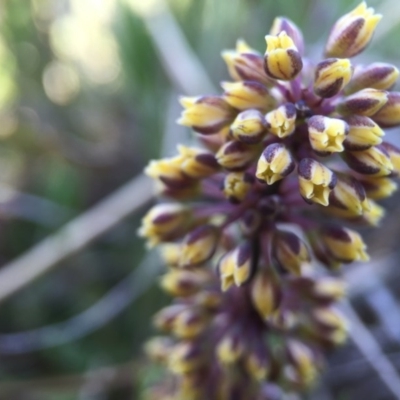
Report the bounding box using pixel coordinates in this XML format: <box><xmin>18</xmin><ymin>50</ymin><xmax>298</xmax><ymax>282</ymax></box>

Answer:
<box><xmin>139</xmin><ymin>3</ymin><xmax>400</xmax><ymax>399</ymax></box>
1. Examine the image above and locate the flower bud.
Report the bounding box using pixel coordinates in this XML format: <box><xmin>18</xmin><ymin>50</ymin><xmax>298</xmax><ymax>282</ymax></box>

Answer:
<box><xmin>177</xmin><ymin>96</ymin><xmax>235</xmax><ymax>135</ymax></box>
<box><xmin>313</xmin><ymin>58</ymin><xmax>353</xmax><ymax>98</ymax></box>
<box><xmin>311</xmin><ymin>277</ymin><xmax>347</xmax><ymax>302</ymax></box>
<box><xmin>216</xmin><ymin>140</ymin><xmax>258</xmax><ymax>171</ymax></box>
<box><xmin>194</xmin><ymin>289</ymin><xmax>222</xmax><ymax>311</ymax></box>
<box><xmin>222</xmin><ymin>40</ymin><xmax>272</xmax><ymax>85</ymax></box>
<box><xmin>251</xmin><ymin>268</ymin><xmax>281</xmax><ymax>319</ymax></box>
<box><xmin>308</xmin><ymin>115</ymin><xmax>348</xmax><ymax>153</ymax></box>
<box><xmin>360</xmin><ymin>199</ymin><xmax>385</xmax><ymax>226</ymax></box>
<box><xmin>172</xmin><ymin>308</ymin><xmax>208</xmax><ymax>339</ymax></box>
<box><xmin>273</xmin><ymin>230</ymin><xmax>310</xmax><ymax>275</ymax></box>
<box><xmin>154</xmin><ymin>304</ymin><xmax>187</xmax><ymax>332</ymax></box>
<box><xmin>343</xmin><ymin>145</ymin><xmax>393</xmax><ymax>176</ymax></box>
<box><xmin>336</xmin><ymin>88</ymin><xmax>388</xmax><ymax>117</ymax></box>
<box><xmin>321</xmin><ymin>225</ymin><xmax>369</xmax><ymax>263</ymax></box>
<box><xmin>381</xmin><ymin>142</ymin><xmax>400</xmax><ymax>176</ymax></box>
<box><xmin>372</xmin><ymin>92</ymin><xmax>400</xmax><ymax>127</ymax></box>
<box><xmin>139</xmin><ymin>203</ymin><xmax>191</xmax><ymax>246</ymax></box>
<box><xmin>145</xmin><ymin>156</ymin><xmax>188</xmax><ymax>188</ymax></box>
<box><xmin>328</xmin><ymin>175</ymin><xmax>370</xmax><ymax>216</ymax></box>
<box><xmin>218</xmin><ymin>242</ymin><xmax>255</xmax><ymax>291</ymax></box>
<box><xmin>343</xmin><ymin>115</ymin><xmax>384</xmax><ymax>150</ymax></box>
<box><xmin>145</xmin><ymin>336</ymin><xmax>174</xmax><ymax>364</ymax></box>
<box><xmin>245</xmin><ymin>345</ymin><xmax>270</xmax><ymax>381</ymax></box>
<box><xmin>265</xmin><ymin>103</ymin><xmax>297</xmax><ymax>138</ymax></box>
<box><xmin>298</xmin><ymin>158</ymin><xmax>337</xmax><ymax>206</ymax></box>
<box><xmin>159</xmin><ymin>243</ymin><xmax>181</xmax><ymax>267</ymax></box>
<box><xmin>285</xmin><ymin>340</ymin><xmax>318</xmax><ymax>387</ymax></box>
<box><xmin>230</xmin><ymin>109</ymin><xmax>267</xmax><ymax>144</ymax></box>
<box><xmin>177</xmin><ymin>145</ymin><xmax>220</xmax><ymax>179</ymax></box>
<box><xmin>160</xmin><ymin>269</ymin><xmax>209</xmax><ymax>297</ymax></box>
<box><xmin>223</xmin><ymin>172</ymin><xmax>253</xmax><ymax>203</ymax></box>
<box><xmin>256</xmin><ymin>143</ymin><xmax>295</xmax><ymax>185</ymax></box>
<box><xmin>169</xmin><ymin>341</ymin><xmax>204</xmax><ymax>374</ymax></box>
<box><xmin>270</xmin><ymin>17</ymin><xmax>304</xmax><ymax>55</ymax></box>
<box><xmin>346</xmin><ymin>63</ymin><xmax>399</xmax><ymax>94</ymax></box>
<box><xmin>221</xmin><ymin>81</ymin><xmax>276</xmax><ymax>111</ymax></box>
<box><xmin>311</xmin><ymin>307</ymin><xmax>348</xmax><ymax>345</ymax></box>
<box><xmin>360</xmin><ymin>176</ymin><xmax>398</xmax><ymax>200</ymax></box>
<box><xmin>264</xmin><ymin>31</ymin><xmax>303</xmax><ymax>81</ymax></box>
<box><xmin>325</xmin><ymin>2</ymin><xmax>382</xmax><ymax>58</ymax></box>
<box><xmin>180</xmin><ymin>225</ymin><xmax>219</xmax><ymax>267</ymax></box>
<box><xmin>217</xmin><ymin>331</ymin><xmax>245</xmax><ymax>364</ymax></box>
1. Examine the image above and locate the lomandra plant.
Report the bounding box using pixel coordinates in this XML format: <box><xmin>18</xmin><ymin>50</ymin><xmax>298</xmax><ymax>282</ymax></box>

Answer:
<box><xmin>139</xmin><ymin>2</ymin><xmax>400</xmax><ymax>399</ymax></box>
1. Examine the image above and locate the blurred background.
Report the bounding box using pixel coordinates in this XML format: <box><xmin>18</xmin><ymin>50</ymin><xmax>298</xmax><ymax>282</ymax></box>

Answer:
<box><xmin>0</xmin><ymin>0</ymin><xmax>400</xmax><ymax>399</ymax></box>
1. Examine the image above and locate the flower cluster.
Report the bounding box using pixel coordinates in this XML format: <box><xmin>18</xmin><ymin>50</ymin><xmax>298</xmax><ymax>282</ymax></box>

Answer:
<box><xmin>140</xmin><ymin>2</ymin><xmax>400</xmax><ymax>399</ymax></box>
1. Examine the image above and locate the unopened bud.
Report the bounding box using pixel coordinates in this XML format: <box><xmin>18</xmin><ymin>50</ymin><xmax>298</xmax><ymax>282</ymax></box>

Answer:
<box><xmin>264</xmin><ymin>31</ymin><xmax>303</xmax><ymax>81</ymax></box>
<box><xmin>286</xmin><ymin>340</ymin><xmax>318</xmax><ymax>387</ymax></box>
<box><xmin>346</xmin><ymin>63</ymin><xmax>399</xmax><ymax>93</ymax></box>
<box><xmin>159</xmin><ymin>243</ymin><xmax>181</xmax><ymax>267</ymax></box>
<box><xmin>270</xmin><ymin>17</ymin><xmax>304</xmax><ymax>55</ymax></box>
<box><xmin>169</xmin><ymin>341</ymin><xmax>204</xmax><ymax>374</ymax></box>
<box><xmin>372</xmin><ymin>92</ymin><xmax>400</xmax><ymax>127</ymax></box>
<box><xmin>381</xmin><ymin>142</ymin><xmax>400</xmax><ymax>176</ymax></box>
<box><xmin>265</xmin><ymin>103</ymin><xmax>297</xmax><ymax>138</ymax></box>
<box><xmin>218</xmin><ymin>242</ymin><xmax>255</xmax><ymax>291</ymax></box>
<box><xmin>298</xmin><ymin>158</ymin><xmax>337</xmax><ymax>206</ymax></box>
<box><xmin>145</xmin><ymin>156</ymin><xmax>188</xmax><ymax>188</ymax></box>
<box><xmin>256</xmin><ymin>143</ymin><xmax>295</xmax><ymax>185</ymax></box>
<box><xmin>360</xmin><ymin>199</ymin><xmax>385</xmax><ymax>226</ymax></box>
<box><xmin>251</xmin><ymin>268</ymin><xmax>281</xmax><ymax>319</ymax></box>
<box><xmin>145</xmin><ymin>336</ymin><xmax>174</xmax><ymax>364</ymax></box>
<box><xmin>314</xmin><ymin>58</ymin><xmax>353</xmax><ymax>98</ymax></box>
<box><xmin>312</xmin><ymin>307</ymin><xmax>348</xmax><ymax>345</ymax></box>
<box><xmin>160</xmin><ymin>269</ymin><xmax>209</xmax><ymax>297</ymax></box>
<box><xmin>308</xmin><ymin>115</ymin><xmax>348</xmax><ymax>153</ymax></box>
<box><xmin>329</xmin><ymin>175</ymin><xmax>369</xmax><ymax>216</ymax></box>
<box><xmin>239</xmin><ymin>209</ymin><xmax>263</xmax><ymax>236</ymax></box>
<box><xmin>343</xmin><ymin>145</ymin><xmax>393</xmax><ymax>176</ymax></box>
<box><xmin>325</xmin><ymin>2</ymin><xmax>382</xmax><ymax>58</ymax></box>
<box><xmin>230</xmin><ymin>109</ymin><xmax>267</xmax><ymax>144</ymax></box>
<box><xmin>217</xmin><ymin>332</ymin><xmax>245</xmax><ymax>364</ymax></box>
<box><xmin>321</xmin><ymin>225</ymin><xmax>369</xmax><ymax>263</ymax></box>
<box><xmin>245</xmin><ymin>346</ymin><xmax>270</xmax><ymax>381</ymax></box>
<box><xmin>180</xmin><ymin>225</ymin><xmax>219</xmax><ymax>267</ymax></box>
<box><xmin>222</xmin><ymin>40</ymin><xmax>272</xmax><ymax>85</ymax></box>
<box><xmin>337</xmin><ymin>88</ymin><xmax>388</xmax><ymax>117</ymax></box>
<box><xmin>273</xmin><ymin>230</ymin><xmax>310</xmax><ymax>275</ymax></box>
<box><xmin>172</xmin><ymin>308</ymin><xmax>208</xmax><ymax>339</ymax></box>
<box><xmin>344</xmin><ymin>115</ymin><xmax>384</xmax><ymax>150</ymax></box>
<box><xmin>216</xmin><ymin>140</ymin><xmax>258</xmax><ymax>170</ymax></box>
<box><xmin>223</xmin><ymin>172</ymin><xmax>253</xmax><ymax>203</ymax></box>
<box><xmin>177</xmin><ymin>145</ymin><xmax>220</xmax><ymax>179</ymax></box>
<box><xmin>222</xmin><ymin>81</ymin><xmax>276</xmax><ymax>111</ymax></box>
<box><xmin>360</xmin><ymin>176</ymin><xmax>398</xmax><ymax>200</ymax></box>
<box><xmin>139</xmin><ymin>203</ymin><xmax>191</xmax><ymax>246</ymax></box>
<box><xmin>154</xmin><ymin>304</ymin><xmax>187</xmax><ymax>332</ymax></box>
<box><xmin>177</xmin><ymin>96</ymin><xmax>235</xmax><ymax>135</ymax></box>
<box><xmin>312</xmin><ymin>277</ymin><xmax>347</xmax><ymax>302</ymax></box>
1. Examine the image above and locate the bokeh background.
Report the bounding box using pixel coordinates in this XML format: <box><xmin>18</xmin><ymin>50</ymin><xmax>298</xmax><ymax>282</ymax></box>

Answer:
<box><xmin>0</xmin><ymin>0</ymin><xmax>400</xmax><ymax>399</ymax></box>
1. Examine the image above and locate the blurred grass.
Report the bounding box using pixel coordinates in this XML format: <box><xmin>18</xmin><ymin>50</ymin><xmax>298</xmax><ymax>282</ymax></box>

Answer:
<box><xmin>0</xmin><ymin>0</ymin><xmax>399</xmax><ymax>399</ymax></box>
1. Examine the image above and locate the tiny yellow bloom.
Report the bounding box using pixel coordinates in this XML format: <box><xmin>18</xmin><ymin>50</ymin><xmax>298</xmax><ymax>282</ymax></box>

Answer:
<box><xmin>223</xmin><ymin>172</ymin><xmax>253</xmax><ymax>203</ymax></box>
<box><xmin>230</xmin><ymin>109</ymin><xmax>267</xmax><ymax>144</ymax></box>
<box><xmin>373</xmin><ymin>92</ymin><xmax>400</xmax><ymax>127</ymax></box>
<box><xmin>344</xmin><ymin>115</ymin><xmax>384</xmax><ymax>150</ymax></box>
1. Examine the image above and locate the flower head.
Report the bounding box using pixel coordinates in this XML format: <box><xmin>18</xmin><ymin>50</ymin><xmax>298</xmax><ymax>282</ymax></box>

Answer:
<box><xmin>141</xmin><ymin>3</ymin><xmax>400</xmax><ymax>399</ymax></box>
